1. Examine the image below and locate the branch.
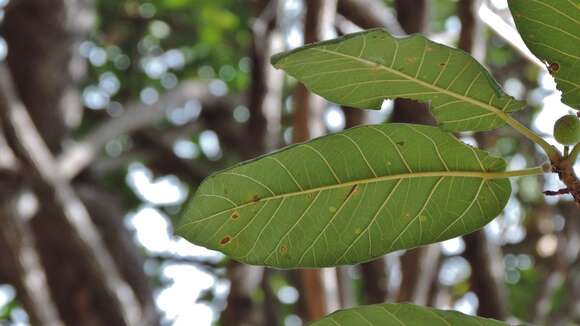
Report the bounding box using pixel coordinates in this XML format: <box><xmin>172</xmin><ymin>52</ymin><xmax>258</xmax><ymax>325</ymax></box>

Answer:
<box><xmin>337</xmin><ymin>0</ymin><xmax>405</xmax><ymax>35</ymax></box>
<box><xmin>57</xmin><ymin>81</ymin><xmax>233</xmax><ymax>180</ymax></box>
<box><xmin>0</xmin><ymin>191</ymin><xmax>64</xmax><ymax>326</ymax></box>
<box><xmin>478</xmin><ymin>3</ymin><xmax>547</xmax><ymax>71</ymax></box>
<box><xmin>0</xmin><ymin>124</ymin><xmax>19</xmax><ymax>172</ymax></box>
<box><xmin>0</xmin><ymin>64</ymin><xmax>142</xmax><ymax>326</ymax></box>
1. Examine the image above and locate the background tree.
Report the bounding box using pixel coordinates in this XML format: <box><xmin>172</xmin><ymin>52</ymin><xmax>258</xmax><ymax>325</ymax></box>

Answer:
<box><xmin>0</xmin><ymin>0</ymin><xmax>578</xmax><ymax>325</ymax></box>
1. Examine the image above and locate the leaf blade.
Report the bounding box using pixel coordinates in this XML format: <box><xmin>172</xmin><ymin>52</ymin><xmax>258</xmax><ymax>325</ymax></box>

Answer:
<box><xmin>177</xmin><ymin>124</ymin><xmax>511</xmax><ymax>268</ymax></box>
<box><xmin>509</xmin><ymin>0</ymin><xmax>580</xmax><ymax>109</ymax></box>
<box><xmin>272</xmin><ymin>28</ymin><xmax>524</xmax><ymax>131</ymax></box>
<box><xmin>311</xmin><ymin>303</ymin><xmax>508</xmax><ymax>326</ymax></box>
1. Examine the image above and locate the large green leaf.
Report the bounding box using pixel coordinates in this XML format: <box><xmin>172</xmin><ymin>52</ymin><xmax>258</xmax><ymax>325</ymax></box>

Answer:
<box><xmin>509</xmin><ymin>0</ymin><xmax>580</xmax><ymax>109</ymax></box>
<box><xmin>311</xmin><ymin>303</ymin><xmax>508</xmax><ymax>326</ymax></box>
<box><xmin>177</xmin><ymin>124</ymin><xmax>511</xmax><ymax>268</ymax></box>
<box><xmin>272</xmin><ymin>28</ymin><xmax>525</xmax><ymax>132</ymax></box>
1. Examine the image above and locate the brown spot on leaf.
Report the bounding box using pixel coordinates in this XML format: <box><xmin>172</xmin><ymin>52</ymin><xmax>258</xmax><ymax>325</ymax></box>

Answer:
<box><xmin>251</xmin><ymin>194</ymin><xmax>260</xmax><ymax>203</ymax></box>
<box><xmin>231</xmin><ymin>211</ymin><xmax>240</xmax><ymax>219</ymax></box>
<box><xmin>396</xmin><ymin>141</ymin><xmax>405</xmax><ymax>146</ymax></box>
<box><xmin>405</xmin><ymin>57</ymin><xmax>416</xmax><ymax>64</ymax></box>
<box><xmin>547</xmin><ymin>61</ymin><xmax>560</xmax><ymax>74</ymax></box>
<box><xmin>220</xmin><ymin>236</ymin><xmax>231</xmax><ymax>245</ymax></box>
<box><xmin>279</xmin><ymin>244</ymin><xmax>288</xmax><ymax>254</ymax></box>
<box><xmin>439</xmin><ymin>62</ymin><xmax>446</xmax><ymax>67</ymax></box>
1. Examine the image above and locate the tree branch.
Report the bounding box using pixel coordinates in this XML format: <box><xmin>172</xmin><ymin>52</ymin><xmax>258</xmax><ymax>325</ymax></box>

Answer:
<box><xmin>57</xmin><ymin>81</ymin><xmax>234</xmax><ymax>180</ymax></box>
<box><xmin>0</xmin><ymin>188</ymin><xmax>64</xmax><ymax>326</ymax></box>
<box><xmin>337</xmin><ymin>0</ymin><xmax>405</xmax><ymax>35</ymax></box>
<box><xmin>0</xmin><ymin>64</ymin><xmax>143</xmax><ymax>326</ymax></box>
<box><xmin>478</xmin><ymin>3</ymin><xmax>546</xmax><ymax>71</ymax></box>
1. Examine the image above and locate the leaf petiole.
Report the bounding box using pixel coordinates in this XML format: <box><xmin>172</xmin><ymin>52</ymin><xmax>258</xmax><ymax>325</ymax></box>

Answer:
<box><xmin>499</xmin><ymin>112</ymin><xmax>560</xmax><ymax>160</ymax></box>
<box><xmin>492</xmin><ymin>166</ymin><xmax>544</xmax><ymax>179</ymax></box>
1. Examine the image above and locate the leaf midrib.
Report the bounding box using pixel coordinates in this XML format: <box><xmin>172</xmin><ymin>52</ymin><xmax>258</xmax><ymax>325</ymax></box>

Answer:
<box><xmin>310</xmin><ymin>47</ymin><xmax>509</xmax><ymax>118</ymax></box>
<box><xmin>178</xmin><ymin>170</ymin><xmax>507</xmax><ymax>230</ymax></box>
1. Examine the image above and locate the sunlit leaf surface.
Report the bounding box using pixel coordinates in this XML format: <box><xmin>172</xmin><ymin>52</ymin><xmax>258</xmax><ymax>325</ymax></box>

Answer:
<box><xmin>272</xmin><ymin>28</ymin><xmax>525</xmax><ymax>132</ymax></box>
<box><xmin>311</xmin><ymin>303</ymin><xmax>508</xmax><ymax>326</ymax></box>
<box><xmin>509</xmin><ymin>0</ymin><xmax>580</xmax><ymax>109</ymax></box>
<box><xmin>177</xmin><ymin>124</ymin><xmax>511</xmax><ymax>268</ymax></box>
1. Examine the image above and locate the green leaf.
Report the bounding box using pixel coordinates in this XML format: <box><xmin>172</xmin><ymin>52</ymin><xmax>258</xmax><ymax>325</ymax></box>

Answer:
<box><xmin>177</xmin><ymin>124</ymin><xmax>511</xmax><ymax>268</ymax></box>
<box><xmin>509</xmin><ymin>0</ymin><xmax>580</xmax><ymax>109</ymax></box>
<box><xmin>311</xmin><ymin>303</ymin><xmax>508</xmax><ymax>326</ymax></box>
<box><xmin>272</xmin><ymin>28</ymin><xmax>525</xmax><ymax>132</ymax></box>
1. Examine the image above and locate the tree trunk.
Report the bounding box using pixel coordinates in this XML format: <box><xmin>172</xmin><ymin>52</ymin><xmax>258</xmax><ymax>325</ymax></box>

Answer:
<box><xmin>0</xmin><ymin>1</ymin><xmax>159</xmax><ymax>325</ymax></box>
